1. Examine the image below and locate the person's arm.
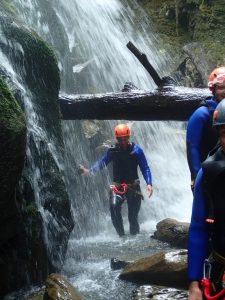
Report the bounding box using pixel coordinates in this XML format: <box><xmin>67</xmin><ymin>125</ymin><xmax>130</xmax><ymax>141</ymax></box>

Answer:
<box><xmin>136</xmin><ymin>147</ymin><xmax>152</xmax><ymax>197</ymax></box>
<box><xmin>186</xmin><ymin>107</ymin><xmax>209</xmax><ymax>182</ymax></box>
<box><xmin>88</xmin><ymin>150</ymin><xmax>112</xmax><ymax>174</ymax></box>
<box><xmin>188</xmin><ymin>169</ymin><xmax>209</xmax><ymax>299</ymax></box>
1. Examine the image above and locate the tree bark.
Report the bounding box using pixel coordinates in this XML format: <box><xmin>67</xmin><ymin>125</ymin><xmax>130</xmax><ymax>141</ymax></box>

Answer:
<box><xmin>59</xmin><ymin>84</ymin><xmax>210</xmax><ymax>121</ymax></box>
<box><xmin>60</xmin><ymin>42</ymin><xmax>211</xmax><ymax>121</ymax></box>
<box><xmin>126</xmin><ymin>42</ymin><xmax>162</xmax><ymax>86</ymax></box>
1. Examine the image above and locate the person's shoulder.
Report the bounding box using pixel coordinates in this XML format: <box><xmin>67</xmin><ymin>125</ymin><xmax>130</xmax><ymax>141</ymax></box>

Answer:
<box><xmin>189</xmin><ymin>105</ymin><xmax>211</xmax><ymax>122</ymax></box>
<box><xmin>132</xmin><ymin>143</ymin><xmax>144</xmax><ymax>154</ymax></box>
<box><xmin>191</xmin><ymin>97</ymin><xmax>216</xmax><ymax>117</ymax></box>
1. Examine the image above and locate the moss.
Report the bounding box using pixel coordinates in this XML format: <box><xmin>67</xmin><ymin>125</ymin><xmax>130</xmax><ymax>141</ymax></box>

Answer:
<box><xmin>0</xmin><ymin>76</ymin><xmax>25</xmax><ymax>135</ymax></box>
<box><xmin>137</xmin><ymin>0</ymin><xmax>225</xmax><ymax>70</ymax></box>
<box><xmin>1</xmin><ymin>19</ymin><xmax>60</xmax><ymax>99</ymax></box>
<box><xmin>25</xmin><ymin>204</ymin><xmax>38</xmax><ymax>219</ymax></box>
<box><xmin>0</xmin><ymin>0</ymin><xmax>16</xmax><ymax>15</ymax></box>
<box><xmin>0</xmin><ymin>76</ymin><xmax>26</xmax><ymax>201</ymax></box>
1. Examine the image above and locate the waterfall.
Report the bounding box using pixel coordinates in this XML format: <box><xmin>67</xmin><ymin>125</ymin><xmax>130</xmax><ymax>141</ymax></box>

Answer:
<box><xmin>0</xmin><ymin>39</ymin><xmax>65</xmax><ymax>269</ymax></box>
<box><xmin>12</xmin><ymin>0</ymin><xmax>192</xmax><ymax>233</ymax></box>
<box><xmin>55</xmin><ymin>0</ymin><xmax>192</xmax><ymax>232</ymax></box>
<box><xmin>9</xmin><ymin>0</ymin><xmax>192</xmax><ymax>298</ymax></box>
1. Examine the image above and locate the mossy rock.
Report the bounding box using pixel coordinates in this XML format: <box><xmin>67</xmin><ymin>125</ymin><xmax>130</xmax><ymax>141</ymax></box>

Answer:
<box><xmin>0</xmin><ymin>76</ymin><xmax>26</xmax><ymax>297</ymax></box>
<box><xmin>0</xmin><ymin>15</ymin><xmax>60</xmax><ymax>101</ymax></box>
<box><xmin>0</xmin><ymin>76</ymin><xmax>26</xmax><ymax>202</ymax></box>
<box><xmin>0</xmin><ymin>14</ymin><xmax>74</xmax><ymax>297</ymax></box>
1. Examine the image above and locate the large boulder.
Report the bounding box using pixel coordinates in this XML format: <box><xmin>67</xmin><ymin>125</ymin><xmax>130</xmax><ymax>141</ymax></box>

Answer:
<box><xmin>0</xmin><ymin>76</ymin><xmax>26</xmax><ymax>203</ymax></box>
<box><xmin>119</xmin><ymin>250</ymin><xmax>188</xmax><ymax>289</ymax></box>
<box><xmin>153</xmin><ymin>218</ymin><xmax>189</xmax><ymax>249</ymax></box>
<box><xmin>44</xmin><ymin>273</ymin><xmax>83</xmax><ymax>300</ymax></box>
<box><xmin>0</xmin><ymin>11</ymin><xmax>74</xmax><ymax>297</ymax></box>
<box><xmin>0</xmin><ymin>76</ymin><xmax>26</xmax><ymax>294</ymax></box>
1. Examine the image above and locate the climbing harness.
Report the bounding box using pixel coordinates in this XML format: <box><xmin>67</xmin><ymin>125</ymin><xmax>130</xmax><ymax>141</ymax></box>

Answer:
<box><xmin>110</xmin><ymin>183</ymin><xmax>128</xmax><ymax>206</ymax></box>
<box><xmin>201</xmin><ymin>259</ymin><xmax>225</xmax><ymax>300</ymax></box>
<box><xmin>110</xmin><ymin>183</ymin><xmax>128</xmax><ymax>195</ymax></box>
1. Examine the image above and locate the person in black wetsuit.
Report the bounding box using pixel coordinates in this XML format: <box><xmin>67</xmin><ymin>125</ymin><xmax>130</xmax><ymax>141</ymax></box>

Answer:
<box><xmin>188</xmin><ymin>98</ymin><xmax>225</xmax><ymax>299</ymax></box>
<box><xmin>79</xmin><ymin>123</ymin><xmax>153</xmax><ymax>236</ymax></box>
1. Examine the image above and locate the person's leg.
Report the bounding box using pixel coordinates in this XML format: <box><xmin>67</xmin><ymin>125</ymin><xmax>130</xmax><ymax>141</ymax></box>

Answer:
<box><xmin>127</xmin><ymin>187</ymin><xmax>142</xmax><ymax>235</ymax></box>
<box><xmin>109</xmin><ymin>190</ymin><xmax>125</xmax><ymax>236</ymax></box>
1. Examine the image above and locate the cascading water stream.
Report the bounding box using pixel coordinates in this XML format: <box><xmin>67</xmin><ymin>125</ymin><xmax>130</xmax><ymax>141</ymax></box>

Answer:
<box><xmin>10</xmin><ymin>0</ymin><xmax>192</xmax><ymax>298</ymax></box>
<box><xmin>0</xmin><ymin>19</ymin><xmax>68</xmax><ymax>272</ymax></box>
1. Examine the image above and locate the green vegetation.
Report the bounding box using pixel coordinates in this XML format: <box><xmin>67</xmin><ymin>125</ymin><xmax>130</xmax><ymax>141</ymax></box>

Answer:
<box><xmin>0</xmin><ymin>76</ymin><xmax>25</xmax><ymax>136</ymax></box>
<box><xmin>0</xmin><ymin>0</ymin><xmax>16</xmax><ymax>15</ymax></box>
<box><xmin>138</xmin><ymin>0</ymin><xmax>225</xmax><ymax>67</ymax></box>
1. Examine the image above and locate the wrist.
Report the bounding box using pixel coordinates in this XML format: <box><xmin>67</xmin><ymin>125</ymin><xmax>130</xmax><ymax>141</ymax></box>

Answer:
<box><xmin>189</xmin><ymin>280</ymin><xmax>200</xmax><ymax>290</ymax></box>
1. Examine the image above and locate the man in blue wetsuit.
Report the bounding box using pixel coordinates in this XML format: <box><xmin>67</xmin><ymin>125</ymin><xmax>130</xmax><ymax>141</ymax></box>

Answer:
<box><xmin>188</xmin><ymin>98</ymin><xmax>225</xmax><ymax>299</ymax></box>
<box><xmin>186</xmin><ymin>67</ymin><xmax>225</xmax><ymax>191</ymax></box>
<box><xmin>79</xmin><ymin>123</ymin><xmax>153</xmax><ymax>236</ymax></box>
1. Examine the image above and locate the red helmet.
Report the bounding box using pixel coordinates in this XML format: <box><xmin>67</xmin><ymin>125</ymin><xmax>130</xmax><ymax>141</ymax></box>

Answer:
<box><xmin>208</xmin><ymin>66</ymin><xmax>225</xmax><ymax>91</ymax></box>
<box><xmin>114</xmin><ymin>124</ymin><xmax>131</xmax><ymax>138</ymax></box>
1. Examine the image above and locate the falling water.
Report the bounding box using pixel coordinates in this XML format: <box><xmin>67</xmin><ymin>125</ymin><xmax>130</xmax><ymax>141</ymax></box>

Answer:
<box><xmin>0</xmin><ymin>14</ymin><xmax>68</xmax><ymax>271</ymax></box>
<box><xmin>11</xmin><ymin>0</ymin><xmax>192</xmax><ymax>298</ymax></box>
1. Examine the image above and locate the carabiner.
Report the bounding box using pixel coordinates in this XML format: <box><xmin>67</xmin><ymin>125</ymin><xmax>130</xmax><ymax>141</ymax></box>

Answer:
<box><xmin>203</xmin><ymin>259</ymin><xmax>212</xmax><ymax>279</ymax></box>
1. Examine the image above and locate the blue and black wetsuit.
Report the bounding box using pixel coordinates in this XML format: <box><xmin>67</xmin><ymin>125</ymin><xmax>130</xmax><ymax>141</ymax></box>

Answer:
<box><xmin>186</xmin><ymin>97</ymin><xmax>218</xmax><ymax>183</ymax></box>
<box><xmin>89</xmin><ymin>142</ymin><xmax>152</xmax><ymax>185</ymax></box>
<box><xmin>89</xmin><ymin>142</ymin><xmax>152</xmax><ymax>236</ymax></box>
<box><xmin>188</xmin><ymin>146</ymin><xmax>225</xmax><ymax>283</ymax></box>
<box><xmin>188</xmin><ymin>169</ymin><xmax>208</xmax><ymax>281</ymax></box>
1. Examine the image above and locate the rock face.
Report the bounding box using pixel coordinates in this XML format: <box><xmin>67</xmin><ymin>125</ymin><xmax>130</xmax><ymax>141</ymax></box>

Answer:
<box><xmin>119</xmin><ymin>250</ymin><xmax>187</xmax><ymax>289</ymax></box>
<box><xmin>153</xmin><ymin>218</ymin><xmax>189</xmax><ymax>249</ymax></box>
<box><xmin>0</xmin><ymin>75</ymin><xmax>26</xmax><ymax>203</ymax></box>
<box><xmin>0</xmin><ymin>11</ymin><xmax>74</xmax><ymax>298</ymax></box>
<box><xmin>44</xmin><ymin>273</ymin><xmax>83</xmax><ymax>300</ymax></box>
<box><xmin>138</xmin><ymin>0</ymin><xmax>225</xmax><ymax>85</ymax></box>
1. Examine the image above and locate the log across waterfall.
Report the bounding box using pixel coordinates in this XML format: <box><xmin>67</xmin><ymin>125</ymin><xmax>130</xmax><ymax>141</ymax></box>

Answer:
<box><xmin>59</xmin><ymin>85</ymin><xmax>210</xmax><ymax>121</ymax></box>
<box><xmin>59</xmin><ymin>41</ymin><xmax>211</xmax><ymax>121</ymax></box>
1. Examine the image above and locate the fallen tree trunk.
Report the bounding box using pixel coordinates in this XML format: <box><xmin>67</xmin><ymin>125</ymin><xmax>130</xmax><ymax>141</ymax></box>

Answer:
<box><xmin>126</xmin><ymin>41</ymin><xmax>163</xmax><ymax>86</ymax></box>
<box><xmin>59</xmin><ymin>84</ymin><xmax>210</xmax><ymax>121</ymax></box>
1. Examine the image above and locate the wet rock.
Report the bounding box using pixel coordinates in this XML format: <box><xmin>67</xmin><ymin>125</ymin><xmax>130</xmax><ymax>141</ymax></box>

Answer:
<box><xmin>0</xmin><ymin>12</ymin><xmax>74</xmax><ymax>297</ymax></box>
<box><xmin>182</xmin><ymin>42</ymin><xmax>209</xmax><ymax>85</ymax></box>
<box><xmin>44</xmin><ymin>273</ymin><xmax>83</xmax><ymax>300</ymax></box>
<box><xmin>110</xmin><ymin>257</ymin><xmax>130</xmax><ymax>270</ymax></box>
<box><xmin>152</xmin><ymin>218</ymin><xmax>189</xmax><ymax>249</ymax></box>
<box><xmin>119</xmin><ymin>250</ymin><xmax>187</xmax><ymax>289</ymax></box>
<box><xmin>0</xmin><ymin>75</ymin><xmax>26</xmax><ymax>224</ymax></box>
<box><xmin>133</xmin><ymin>285</ymin><xmax>188</xmax><ymax>300</ymax></box>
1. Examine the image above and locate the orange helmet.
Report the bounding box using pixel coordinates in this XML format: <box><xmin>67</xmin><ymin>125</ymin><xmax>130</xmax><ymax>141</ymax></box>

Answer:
<box><xmin>114</xmin><ymin>124</ymin><xmax>131</xmax><ymax>138</ymax></box>
<box><xmin>208</xmin><ymin>66</ymin><xmax>225</xmax><ymax>91</ymax></box>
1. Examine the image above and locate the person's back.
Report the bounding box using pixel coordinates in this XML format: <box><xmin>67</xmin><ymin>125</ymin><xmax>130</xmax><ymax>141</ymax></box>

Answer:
<box><xmin>186</xmin><ymin>98</ymin><xmax>218</xmax><ymax>183</ymax></box>
<box><xmin>186</xmin><ymin>67</ymin><xmax>225</xmax><ymax>190</ymax></box>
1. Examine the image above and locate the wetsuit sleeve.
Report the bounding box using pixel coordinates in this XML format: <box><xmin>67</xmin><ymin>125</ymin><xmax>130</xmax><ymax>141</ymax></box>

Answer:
<box><xmin>89</xmin><ymin>150</ymin><xmax>112</xmax><ymax>174</ymax></box>
<box><xmin>136</xmin><ymin>147</ymin><xmax>152</xmax><ymax>185</ymax></box>
<box><xmin>186</xmin><ymin>107</ymin><xmax>210</xmax><ymax>180</ymax></box>
<box><xmin>188</xmin><ymin>169</ymin><xmax>209</xmax><ymax>281</ymax></box>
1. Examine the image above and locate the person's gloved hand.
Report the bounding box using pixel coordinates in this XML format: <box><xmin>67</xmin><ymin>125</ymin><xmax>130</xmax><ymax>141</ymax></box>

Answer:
<box><xmin>146</xmin><ymin>184</ymin><xmax>153</xmax><ymax>198</ymax></box>
<box><xmin>78</xmin><ymin>164</ymin><xmax>89</xmax><ymax>176</ymax></box>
